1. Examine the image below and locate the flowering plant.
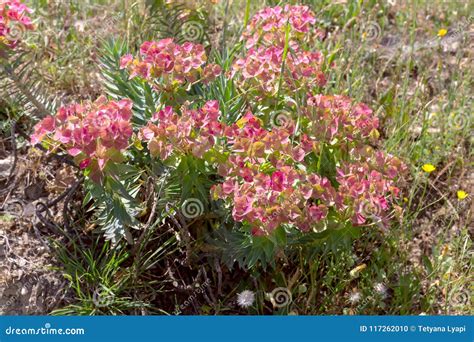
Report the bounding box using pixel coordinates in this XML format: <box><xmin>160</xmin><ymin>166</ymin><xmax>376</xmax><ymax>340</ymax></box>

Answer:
<box><xmin>120</xmin><ymin>39</ymin><xmax>221</xmax><ymax>93</ymax></box>
<box><xmin>30</xmin><ymin>4</ymin><xmax>406</xmax><ymax>253</ymax></box>
<box><xmin>209</xmin><ymin>110</ymin><xmax>405</xmax><ymax>234</ymax></box>
<box><xmin>0</xmin><ymin>0</ymin><xmax>33</xmax><ymax>48</ymax></box>
<box><xmin>139</xmin><ymin>100</ymin><xmax>223</xmax><ymax>160</ymax></box>
<box><xmin>211</xmin><ymin>112</ymin><xmax>333</xmax><ymax>235</ymax></box>
<box><xmin>241</xmin><ymin>5</ymin><xmax>321</xmax><ymax>49</ymax></box>
<box><xmin>137</xmin><ymin>99</ymin><xmax>405</xmax><ymax>235</ymax></box>
<box><xmin>31</xmin><ymin>96</ymin><xmax>133</xmax><ymax>182</ymax></box>
<box><xmin>232</xmin><ymin>46</ymin><xmax>326</xmax><ymax>96</ymax></box>
<box><xmin>303</xmin><ymin>94</ymin><xmax>380</xmax><ymax>145</ymax></box>
<box><xmin>232</xmin><ymin>5</ymin><xmax>327</xmax><ymax>100</ymax></box>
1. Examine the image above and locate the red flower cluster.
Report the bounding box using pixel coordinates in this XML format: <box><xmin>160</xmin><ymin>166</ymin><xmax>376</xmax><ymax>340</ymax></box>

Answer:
<box><xmin>335</xmin><ymin>147</ymin><xmax>406</xmax><ymax>225</ymax></box>
<box><xmin>233</xmin><ymin>5</ymin><xmax>326</xmax><ymax>97</ymax></box>
<box><xmin>139</xmin><ymin>100</ymin><xmax>223</xmax><ymax>160</ymax></box>
<box><xmin>232</xmin><ymin>46</ymin><xmax>326</xmax><ymax>96</ymax></box>
<box><xmin>120</xmin><ymin>39</ymin><xmax>221</xmax><ymax>91</ymax></box>
<box><xmin>138</xmin><ymin>94</ymin><xmax>404</xmax><ymax>234</ymax></box>
<box><xmin>211</xmin><ymin>112</ymin><xmax>334</xmax><ymax>234</ymax></box>
<box><xmin>242</xmin><ymin>4</ymin><xmax>318</xmax><ymax>49</ymax></box>
<box><xmin>31</xmin><ymin>96</ymin><xmax>133</xmax><ymax>180</ymax></box>
<box><xmin>0</xmin><ymin>0</ymin><xmax>34</xmax><ymax>47</ymax></box>
<box><xmin>303</xmin><ymin>94</ymin><xmax>380</xmax><ymax>144</ymax></box>
<box><xmin>208</xmin><ymin>110</ymin><xmax>404</xmax><ymax>234</ymax></box>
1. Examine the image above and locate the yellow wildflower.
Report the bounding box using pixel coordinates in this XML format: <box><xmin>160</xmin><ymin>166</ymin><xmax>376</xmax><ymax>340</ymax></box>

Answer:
<box><xmin>437</xmin><ymin>29</ymin><xmax>448</xmax><ymax>37</ymax></box>
<box><xmin>422</xmin><ymin>164</ymin><xmax>436</xmax><ymax>173</ymax></box>
<box><xmin>457</xmin><ymin>190</ymin><xmax>468</xmax><ymax>200</ymax></box>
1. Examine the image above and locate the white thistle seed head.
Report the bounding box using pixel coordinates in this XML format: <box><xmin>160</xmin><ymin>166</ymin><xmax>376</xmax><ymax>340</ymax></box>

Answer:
<box><xmin>374</xmin><ymin>282</ymin><xmax>387</xmax><ymax>297</ymax></box>
<box><xmin>348</xmin><ymin>291</ymin><xmax>362</xmax><ymax>304</ymax></box>
<box><xmin>237</xmin><ymin>290</ymin><xmax>255</xmax><ymax>308</ymax></box>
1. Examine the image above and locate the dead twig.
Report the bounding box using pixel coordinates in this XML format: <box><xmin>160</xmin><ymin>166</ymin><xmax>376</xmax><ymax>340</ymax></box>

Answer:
<box><xmin>214</xmin><ymin>258</ymin><xmax>222</xmax><ymax>296</ymax></box>
<box><xmin>166</xmin><ymin>203</ymin><xmax>194</xmax><ymax>263</ymax></box>
<box><xmin>35</xmin><ymin>177</ymin><xmax>84</xmax><ymax>247</ymax></box>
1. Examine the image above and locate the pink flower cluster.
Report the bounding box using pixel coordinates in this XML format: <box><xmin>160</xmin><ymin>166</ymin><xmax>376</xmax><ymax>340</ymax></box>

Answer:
<box><xmin>31</xmin><ymin>96</ymin><xmax>133</xmax><ymax>180</ymax></box>
<box><xmin>0</xmin><ymin>0</ymin><xmax>34</xmax><ymax>47</ymax></box>
<box><xmin>140</xmin><ymin>97</ymin><xmax>405</xmax><ymax>234</ymax></box>
<box><xmin>211</xmin><ymin>113</ymin><xmax>404</xmax><ymax>232</ymax></box>
<box><xmin>217</xmin><ymin>112</ymin><xmax>307</xmax><ymax>173</ymax></box>
<box><xmin>232</xmin><ymin>46</ymin><xmax>326</xmax><ymax>95</ymax></box>
<box><xmin>242</xmin><ymin>5</ymin><xmax>318</xmax><ymax>49</ymax></box>
<box><xmin>139</xmin><ymin>100</ymin><xmax>223</xmax><ymax>160</ymax></box>
<box><xmin>233</xmin><ymin>5</ymin><xmax>327</xmax><ymax>96</ymax></box>
<box><xmin>211</xmin><ymin>112</ymin><xmax>334</xmax><ymax>234</ymax></box>
<box><xmin>120</xmin><ymin>39</ymin><xmax>221</xmax><ymax>91</ymax></box>
<box><xmin>335</xmin><ymin>147</ymin><xmax>406</xmax><ymax>225</ymax></box>
<box><xmin>304</xmin><ymin>94</ymin><xmax>380</xmax><ymax>144</ymax></box>
<box><xmin>212</xmin><ymin>167</ymin><xmax>334</xmax><ymax>235</ymax></box>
